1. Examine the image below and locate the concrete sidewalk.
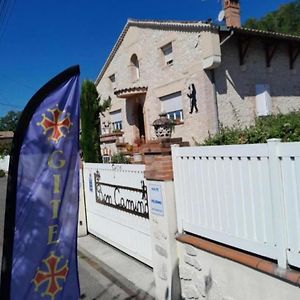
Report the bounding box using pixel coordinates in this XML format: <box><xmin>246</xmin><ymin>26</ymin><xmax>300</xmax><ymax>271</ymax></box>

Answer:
<box><xmin>78</xmin><ymin>235</ymin><xmax>155</xmax><ymax>299</ymax></box>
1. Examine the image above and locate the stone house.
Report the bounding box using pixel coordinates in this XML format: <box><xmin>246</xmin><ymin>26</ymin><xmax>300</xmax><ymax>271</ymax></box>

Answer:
<box><xmin>95</xmin><ymin>0</ymin><xmax>300</xmax><ymax>157</ymax></box>
<box><xmin>0</xmin><ymin>131</ymin><xmax>13</xmax><ymax>145</ymax></box>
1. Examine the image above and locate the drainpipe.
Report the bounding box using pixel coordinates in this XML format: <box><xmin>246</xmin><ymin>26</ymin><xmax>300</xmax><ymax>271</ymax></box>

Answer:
<box><xmin>210</xmin><ymin>69</ymin><xmax>220</xmax><ymax>132</ymax></box>
<box><xmin>220</xmin><ymin>29</ymin><xmax>234</xmax><ymax>46</ymax></box>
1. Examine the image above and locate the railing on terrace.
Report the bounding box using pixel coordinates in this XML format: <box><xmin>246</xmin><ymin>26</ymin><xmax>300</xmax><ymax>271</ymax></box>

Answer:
<box><xmin>172</xmin><ymin>140</ymin><xmax>300</xmax><ymax>269</ymax></box>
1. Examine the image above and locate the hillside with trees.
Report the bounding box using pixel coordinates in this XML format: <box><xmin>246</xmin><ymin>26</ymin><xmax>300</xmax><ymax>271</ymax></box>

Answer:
<box><xmin>0</xmin><ymin>111</ymin><xmax>21</xmax><ymax>132</ymax></box>
<box><xmin>244</xmin><ymin>0</ymin><xmax>300</xmax><ymax>35</ymax></box>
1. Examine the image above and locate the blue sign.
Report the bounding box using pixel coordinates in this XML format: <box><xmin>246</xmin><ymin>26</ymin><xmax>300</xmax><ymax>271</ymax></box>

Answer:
<box><xmin>149</xmin><ymin>184</ymin><xmax>164</xmax><ymax>216</ymax></box>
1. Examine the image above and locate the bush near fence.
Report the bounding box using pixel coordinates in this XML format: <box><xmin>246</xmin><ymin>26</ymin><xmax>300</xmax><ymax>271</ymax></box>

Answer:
<box><xmin>200</xmin><ymin>112</ymin><xmax>300</xmax><ymax>146</ymax></box>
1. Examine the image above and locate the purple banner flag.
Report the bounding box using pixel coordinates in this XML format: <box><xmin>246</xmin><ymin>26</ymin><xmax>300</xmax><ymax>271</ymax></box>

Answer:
<box><xmin>0</xmin><ymin>66</ymin><xmax>81</xmax><ymax>300</ymax></box>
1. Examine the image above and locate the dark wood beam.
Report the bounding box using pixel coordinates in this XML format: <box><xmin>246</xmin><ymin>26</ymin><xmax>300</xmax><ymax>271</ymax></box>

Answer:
<box><xmin>288</xmin><ymin>44</ymin><xmax>300</xmax><ymax>69</ymax></box>
<box><xmin>265</xmin><ymin>41</ymin><xmax>279</xmax><ymax>68</ymax></box>
<box><xmin>238</xmin><ymin>38</ymin><xmax>250</xmax><ymax>65</ymax></box>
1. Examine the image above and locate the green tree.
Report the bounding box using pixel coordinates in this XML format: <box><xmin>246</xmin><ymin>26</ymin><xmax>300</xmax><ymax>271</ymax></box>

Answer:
<box><xmin>80</xmin><ymin>80</ymin><xmax>111</xmax><ymax>162</ymax></box>
<box><xmin>244</xmin><ymin>0</ymin><xmax>300</xmax><ymax>35</ymax></box>
<box><xmin>0</xmin><ymin>111</ymin><xmax>21</xmax><ymax>132</ymax></box>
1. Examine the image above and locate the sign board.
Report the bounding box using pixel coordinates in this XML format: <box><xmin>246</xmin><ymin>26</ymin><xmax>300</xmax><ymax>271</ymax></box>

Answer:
<box><xmin>149</xmin><ymin>184</ymin><xmax>164</xmax><ymax>216</ymax></box>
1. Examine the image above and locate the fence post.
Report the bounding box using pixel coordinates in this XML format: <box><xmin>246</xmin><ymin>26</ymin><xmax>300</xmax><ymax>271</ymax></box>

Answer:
<box><xmin>171</xmin><ymin>144</ymin><xmax>183</xmax><ymax>234</ymax></box>
<box><xmin>267</xmin><ymin>139</ymin><xmax>287</xmax><ymax>269</ymax></box>
<box><xmin>144</xmin><ymin>141</ymin><xmax>181</xmax><ymax>300</ymax></box>
<box><xmin>78</xmin><ymin>162</ymin><xmax>88</xmax><ymax>237</ymax></box>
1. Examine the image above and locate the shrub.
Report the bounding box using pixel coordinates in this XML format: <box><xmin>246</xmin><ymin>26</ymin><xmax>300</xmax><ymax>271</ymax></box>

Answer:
<box><xmin>0</xmin><ymin>142</ymin><xmax>11</xmax><ymax>159</ymax></box>
<box><xmin>201</xmin><ymin>112</ymin><xmax>300</xmax><ymax>146</ymax></box>
<box><xmin>0</xmin><ymin>169</ymin><xmax>5</xmax><ymax>177</ymax></box>
<box><xmin>110</xmin><ymin>153</ymin><xmax>131</xmax><ymax>164</ymax></box>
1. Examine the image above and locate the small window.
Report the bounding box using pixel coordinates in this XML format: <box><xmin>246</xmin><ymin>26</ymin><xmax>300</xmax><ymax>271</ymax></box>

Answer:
<box><xmin>102</xmin><ymin>156</ymin><xmax>111</xmax><ymax>163</ymax></box>
<box><xmin>109</xmin><ymin>74</ymin><xmax>116</xmax><ymax>89</ymax></box>
<box><xmin>255</xmin><ymin>84</ymin><xmax>272</xmax><ymax>116</ymax></box>
<box><xmin>161</xmin><ymin>43</ymin><xmax>173</xmax><ymax>66</ymax></box>
<box><xmin>130</xmin><ymin>54</ymin><xmax>140</xmax><ymax>81</ymax></box>
<box><xmin>110</xmin><ymin>110</ymin><xmax>122</xmax><ymax>131</ymax></box>
<box><xmin>160</xmin><ymin>92</ymin><xmax>183</xmax><ymax>121</ymax></box>
<box><xmin>101</xmin><ymin>121</ymin><xmax>110</xmax><ymax>135</ymax></box>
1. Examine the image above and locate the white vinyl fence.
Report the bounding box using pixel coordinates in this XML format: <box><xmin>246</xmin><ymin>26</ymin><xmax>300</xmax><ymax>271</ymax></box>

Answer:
<box><xmin>172</xmin><ymin>140</ymin><xmax>300</xmax><ymax>269</ymax></box>
<box><xmin>83</xmin><ymin>163</ymin><xmax>152</xmax><ymax>266</ymax></box>
<box><xmin>0</xmin><ymin>155</ymin><xmax>9</xmax><ymax>172</ymax></box>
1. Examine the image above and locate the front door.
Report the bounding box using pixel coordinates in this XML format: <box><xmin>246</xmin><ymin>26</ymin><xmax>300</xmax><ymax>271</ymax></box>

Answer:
<box><xmin>137</xmin><ymin>101</ymin><xmax>145</xmax><ymax>139</ymax></box>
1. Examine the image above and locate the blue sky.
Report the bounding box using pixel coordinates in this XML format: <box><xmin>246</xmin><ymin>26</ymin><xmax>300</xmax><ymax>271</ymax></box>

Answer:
<box><xmin>0</xmin><ymin>0</ymin><xmax>294</xmax><ymax>116</ymax></box>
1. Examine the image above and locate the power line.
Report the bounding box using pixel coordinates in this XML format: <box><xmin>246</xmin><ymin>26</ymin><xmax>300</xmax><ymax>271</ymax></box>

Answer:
<box><xmin>0</xmin><ymin>100</ymin><xmax>22</xmax><ymax>110</ymax></box>
<box><xmin>0</xmin><ymin>0</ymin><xmax>15</xmax><ymax>44</ymax></box>
<box><xmin>0</xmin><ymin>74</ymin><xmax>34</xmax><ymax>90</ymax></box>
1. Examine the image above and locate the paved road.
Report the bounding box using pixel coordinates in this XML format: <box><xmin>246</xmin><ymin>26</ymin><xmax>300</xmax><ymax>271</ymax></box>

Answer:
<box><xmin>0</xmin><ymin>176</ymin><xmax>153</xmax><ymax>299</ymax></box>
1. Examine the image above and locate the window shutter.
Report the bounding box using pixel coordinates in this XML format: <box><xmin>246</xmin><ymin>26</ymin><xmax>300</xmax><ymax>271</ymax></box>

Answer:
<box><xmin>162</xmin><ymin>43</ymin><xmax>173</xmax><ymax>64</ymax></box>
<box><xmin>255</xmin><ymin>84</ymin><xmax>271</xmax><ymax>116</ymax></box>
<box><xmin>110</xmin><ymin>110</ymin><xmax>122</xmax><ymax>122</ymax></box>
<box><xmin>160</xmin><ymin>92</ymin><xmax>182</xmax><ymax>113</ymax></box>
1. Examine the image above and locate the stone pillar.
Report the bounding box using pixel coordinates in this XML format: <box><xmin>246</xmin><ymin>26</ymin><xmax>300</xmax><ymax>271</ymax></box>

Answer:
<box><xmin>144</xmin><ymin>140</ymin><xmax>181</xmax><ymax>299</ymax></box>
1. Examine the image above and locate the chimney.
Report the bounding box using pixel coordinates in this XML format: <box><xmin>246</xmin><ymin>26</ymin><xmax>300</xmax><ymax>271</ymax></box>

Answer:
<box><xmin>224</xmin><ymin>0</ymin><xmax>241</xmax><ymax>28</ymax></box>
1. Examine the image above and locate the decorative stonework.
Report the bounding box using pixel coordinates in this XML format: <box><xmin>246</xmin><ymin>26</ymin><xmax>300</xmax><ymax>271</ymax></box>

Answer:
<box><xmin>183</xmin><ymin>256</ymin><xmax>202</xmax><ymax>271</ymax></box>
<box><xmin>179</xmin><ymin>266</ymin><xmax>193</xmax><ymax>281</ymax></box>
<box><xmin>182</xmin><ymin>285</ymin><xmax>200</xmax><ymax>299</ymax></box>
<box><xmin>155</xmin><ymin>244</ymin><xmax>168</xmax><ymax>258</ymax></box>
<box><xmin>152</xmin><ymin>112</ymin><xmax>173</xmax><ymax>138</ymax></box>
<box><xmin>158</xmin><ymin>263</ymin><xmax>168</xmax><ymax>281</ymax></box>
<box><xmin>114</xmin><ymin>86</ymin><xmax>148</xmax><ymax>98</ymax></box>
<box><xmin>180</xmin><ymin>244</ymin><xmax>226</xmax><ymax>300</ymax></box>
<box><xmin>194</xmin><ymin>274</ymin><xmax>206</xmax><ymax>298</ymax></box>
<box><xmin>185</xmin><ymin>245</ymin><xmax>197</xmax><ymax>257</ymax></box>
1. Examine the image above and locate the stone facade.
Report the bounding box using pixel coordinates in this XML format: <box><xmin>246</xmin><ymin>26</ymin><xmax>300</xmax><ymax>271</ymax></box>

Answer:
<box><xmin>177</xmin><ymin>242</ymin><xmax>300</xmax><ymax>300</ymax></box>
<box><xmin>95</xmin><ymin>20</ymin><xmax>300</xmax><ymax>156</ymax></box>
<box><xmin>216</xmin><ymin>38</ymin><xmax>300</xmax><ymax>128</ymax></box>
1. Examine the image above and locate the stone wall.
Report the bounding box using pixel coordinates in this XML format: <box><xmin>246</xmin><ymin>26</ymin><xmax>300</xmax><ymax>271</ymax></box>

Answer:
<box><xmin>177</xmin><ymin>241</ymin><xmax>300</xmax><ymax>300</ymax></box>
<box><xmin>96</xmin><ymin>25</ymin><xmax>219</xmax><ymax>148</ymax></box>
<box><xmin>215</xmin><ymin>37</ymin><xmax>300</xmax><ymax>128</ymax></box>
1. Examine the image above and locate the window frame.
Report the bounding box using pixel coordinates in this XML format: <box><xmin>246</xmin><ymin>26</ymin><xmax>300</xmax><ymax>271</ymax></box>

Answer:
<box><xmin>110</xmin><ymin>109</ymin><xmax>123</xmax><ymax>132</ymax></box>
<box><xmin>161</xmin><ymin>42</ymin><xmax>174</xmax><ymax>66</ymax></box>
<box><xmin>160</xmin><ymin>91</ymin><xmax>184</xmax><ymax>122</ymax></box>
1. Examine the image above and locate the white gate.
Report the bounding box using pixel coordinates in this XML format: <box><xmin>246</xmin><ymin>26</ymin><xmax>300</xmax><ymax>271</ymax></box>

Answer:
<box><xmin>83</xmin><ymin>163</ymin><xmax>152</xmax><ymax>266</ymax></box>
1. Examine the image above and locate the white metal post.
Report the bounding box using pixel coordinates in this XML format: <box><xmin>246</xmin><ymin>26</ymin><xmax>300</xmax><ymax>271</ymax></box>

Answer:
<box><xmin>267</xmin><ymin>139</ymin><xmax>287</xmax><ymax>269</ymax></box>
<box><xmin>171</xmin><ymin>144</ymin><xmax>183</xmax><ymax>234</ymax></box>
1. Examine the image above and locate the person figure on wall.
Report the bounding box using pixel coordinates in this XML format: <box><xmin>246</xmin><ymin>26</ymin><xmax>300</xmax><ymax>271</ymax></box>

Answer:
<box><xmin>188</xmin><ymin>83</ymin><xmax>198</xmax><ymax>114</ymax></box>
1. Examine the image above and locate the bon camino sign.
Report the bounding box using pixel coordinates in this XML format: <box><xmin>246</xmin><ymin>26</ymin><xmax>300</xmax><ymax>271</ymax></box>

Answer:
<box><xmin>93</xmin><ymin>170</ymin><xmax>149</xmax><ymax>219</ymax></box>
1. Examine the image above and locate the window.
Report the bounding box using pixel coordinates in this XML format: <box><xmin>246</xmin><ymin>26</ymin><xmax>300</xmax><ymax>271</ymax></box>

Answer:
<box><xmin>160</xmin><ymin>92</ymin><xmax>183</xmax><ymax>121</ymax></box>
<box><xmin>101</xmin><ymin>121</ymin><xmax>110</xmax><ymax>135</ymax></box>
<box><xmin>109</xmin><ymin>74</ymin><xmax>116</xmax><ymax>89</ymax></box>
<box><xmin>255</xmin><ymin>84</ymin><xmax>271</xmax><ymax>116</ymax></box>
<box><xmin>102</xmin><ymin>156</ymin><xmax>110</xmax><ymax>163</ymax></box>
<box><xmin>110</xmin><ymin>110</ymin><xmax>122</xmax><ymax>131</ymax></box>
<box><xmin>130</xmin><ymin>54</ymin><xmax>140</xmax><ymax>81</ymax></box>
<box><xmin>161</xmin><ymin>42</ymin><xmax>173</xmax><ymax>66</ymax></box>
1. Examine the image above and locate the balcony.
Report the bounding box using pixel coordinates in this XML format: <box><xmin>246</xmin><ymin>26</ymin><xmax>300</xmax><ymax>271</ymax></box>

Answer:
<box><xmin>100</xmin><ymin>131</ymin><xmax>124</xmax><ymax>143</ymax></box>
